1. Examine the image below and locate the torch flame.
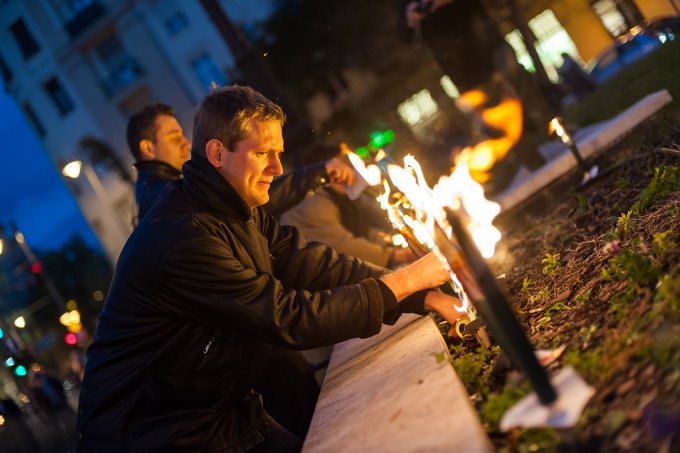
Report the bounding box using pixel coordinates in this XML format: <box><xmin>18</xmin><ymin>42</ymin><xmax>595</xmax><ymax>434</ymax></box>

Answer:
<box><xmin>457</xmin><ymin>89</ymin><xmax>523</xmax><ymax>183</ymax></box>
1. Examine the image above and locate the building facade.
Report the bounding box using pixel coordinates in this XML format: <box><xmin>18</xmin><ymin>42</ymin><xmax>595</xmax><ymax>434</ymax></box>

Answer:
<box><xmin>0</xmin><ymin>0</ymin><xmax>677</xmax><ymax>263</ymax></box>
<box><xmin>0</xmin><ymin>0</ymin><xmax>240</xmax><ymax>264</ymax></box>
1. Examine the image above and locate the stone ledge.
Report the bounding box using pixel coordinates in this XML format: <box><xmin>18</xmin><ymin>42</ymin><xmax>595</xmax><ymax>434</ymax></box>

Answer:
<box><xmin>302</xmin><ymin>314</ymin><xmax>492</xmax><ymax>452</ymax></box>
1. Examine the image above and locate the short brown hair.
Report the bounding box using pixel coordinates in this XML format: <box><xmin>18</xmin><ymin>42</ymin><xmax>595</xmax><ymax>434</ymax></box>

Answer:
<box><xmin>192</xmin><ymin>85</ymin><xmax>285</xmax><ymax>157</ymax></box>
<box><xmin>126</xmin><ymin>103</ymin><xmax>174</xmax><ymax>161</ymax></box>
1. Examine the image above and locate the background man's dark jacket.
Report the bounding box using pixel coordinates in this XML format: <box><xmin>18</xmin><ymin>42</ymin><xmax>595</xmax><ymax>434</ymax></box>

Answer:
<box><xmin>133</xmin><ymin>159</ymin><xmax>329</xmax><ymax>223</ymax></box>
<box><xmin>77</xmin><ymin>155</ymin><xmax>400</xmax><ymax>451</ymax></box>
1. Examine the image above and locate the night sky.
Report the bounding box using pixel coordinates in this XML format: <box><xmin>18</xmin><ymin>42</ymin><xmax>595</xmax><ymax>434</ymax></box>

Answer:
<box><xmin>0</xmin><ymin>0</ymin><xmax>273</xmax><ymax>254</ymax></box>
<box><xmin>0</xmin><ymin>85</ymin><xmax>100</xmax><ymax>252</ymax></box>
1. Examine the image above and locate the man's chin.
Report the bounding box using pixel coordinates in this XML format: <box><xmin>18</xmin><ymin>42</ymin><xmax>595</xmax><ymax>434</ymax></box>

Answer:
<box><xmin>250</xmin><ymin>194</ymin><xmax>269</xmax><ymax>208</ymax></box>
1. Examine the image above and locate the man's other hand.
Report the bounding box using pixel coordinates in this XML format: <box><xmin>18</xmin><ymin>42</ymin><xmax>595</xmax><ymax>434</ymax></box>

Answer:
<box><xmin>424</xmin><ymin>291</ymin><xmax>465</xmax><ymax>326</ymax></box>
<box><xmin>325</xmin><ymin>157</ymin><xmax>355</xmax><ymax>186</ymax></box>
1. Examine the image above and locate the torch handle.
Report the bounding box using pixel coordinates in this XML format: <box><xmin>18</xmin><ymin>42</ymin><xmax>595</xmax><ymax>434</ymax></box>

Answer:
<box><xmin>444</xmin><ymin>209</ymin><xmax>557</xmax><ymax>405</ymax></box>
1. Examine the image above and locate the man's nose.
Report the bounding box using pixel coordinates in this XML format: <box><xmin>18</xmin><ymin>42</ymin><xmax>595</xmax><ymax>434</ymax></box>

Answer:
<box><xmin>268</xmin><ymin>154</ymin><xmax>283</xmax><ymax>176</ymax></box>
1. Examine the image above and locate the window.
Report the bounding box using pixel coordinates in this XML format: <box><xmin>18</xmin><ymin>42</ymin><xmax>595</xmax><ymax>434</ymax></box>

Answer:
<box><xmin>95</xmin><ymin>35</ymin><xmax>142</xmax><ymax>96</ymax></box>
<box><xmin>48</xmin><ymin>0</ymin><xmax>106</xmax><ymax>38</ymax></box>
<box><xmin>191</xmin><ymin>54</ymin><xmax>226</xmax><ymax>92</ymax></box>
<box><xmin>505</xmin><ymin>10</ymin><xmax>581</xmax><ymax>82</ymax></box>
<box><xmin>0</xmin><ymin>54</ymin><xmax>12</xmax><ymax>86</ymax></box>
<box><xmin>165</xmin><ymin>11</ymin><xmax>189</xmax><ymax>35</ymax></box>
<box><xmin>397</xmin><ymin>90</ymin><xmax>439</xmax><ymax>127</ymax></box>
<box><xmin>44</xmin><ymin>77</ymin><xmax>75</xmax><ymax>116</ymax></box>
<box><xmin>440</xmin><ymin>75</ymin><xmax>460</xmax><ymax>99</ymax></box>
<box><xmin>592</xmin><ymin>0</ymin><xmax>628</xmax><ymax>37</ymax></box>
<box><xmin>10</xmin><ymin>19</ymin><xmax>40</xmax><ymax>60</ymax></box>
<box><xmin>23</xmin><ymin>103</ymin><xmax>46</xmax><ymax>137</ymax></box>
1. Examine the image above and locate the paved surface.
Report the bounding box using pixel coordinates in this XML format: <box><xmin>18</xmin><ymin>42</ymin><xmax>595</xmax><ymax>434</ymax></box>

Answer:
<box><xmin>0</xmin><ymin>387</ymin><xmax>78</xmax><ymax>453</ymax></box>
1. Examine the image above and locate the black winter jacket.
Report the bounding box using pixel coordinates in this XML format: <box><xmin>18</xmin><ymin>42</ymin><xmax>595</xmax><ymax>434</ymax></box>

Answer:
<box><xmin>133</xmin><ymin>159</ymin><xmax>329</xmax><ymax>223</ymax></box>
<box><xmin>77</xmin><ymin>155</ymin><xmax>399</xmax><ymax>452</ymax></box>
<box><xmin>133</xmin><ymin>160</ymin><xmax>182</xmax><ymax>222</ymax></box>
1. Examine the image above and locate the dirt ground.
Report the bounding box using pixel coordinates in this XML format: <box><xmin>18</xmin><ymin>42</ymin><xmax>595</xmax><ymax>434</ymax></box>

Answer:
<box><xmin>443</xmin><ymin>110</ymin><xmax>680</xmax><ymax>452</ymax></box>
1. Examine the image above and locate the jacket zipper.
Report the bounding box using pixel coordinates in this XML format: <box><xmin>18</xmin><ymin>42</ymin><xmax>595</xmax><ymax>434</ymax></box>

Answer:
<box><xmin>203</xmin><ymin>330</ymin><xmax>220</xmax><ymax>354</ymax></box>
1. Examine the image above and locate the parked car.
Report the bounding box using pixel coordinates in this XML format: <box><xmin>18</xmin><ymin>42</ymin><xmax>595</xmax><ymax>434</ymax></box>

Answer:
<box><xmin>586</xmin><ymin>27</ymin><xmax>661</xmax><ymax>83</ymax></box>
<box><xmin>642</xmin><ymin>15</ymin><xmax>680</xmax><ymax>42</ymax></box>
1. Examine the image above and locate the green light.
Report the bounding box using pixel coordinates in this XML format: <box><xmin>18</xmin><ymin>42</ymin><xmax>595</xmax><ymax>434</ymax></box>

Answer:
<box><xmin>355</xmin><ymin>146</ymin><xmax>370</xmax><ymax>158</ymax></box>
<box><xmin>4</xmin><ymin>357</ymin><xmax>14</xmax><ymax>367</ymax></box>
<box><xmin>0</xmin><ymin>327</ymin><xmax>3</xmax><ymax>339</ymax></box>
<box><xmin>14</xmin><ymin>365</ymin><xmax>27</xmax><ymax>377</ymax></box>
<box><xmin>368</xmin><ymin>130</ymin><xmax>394</xmax><ymax>149</ymax></box>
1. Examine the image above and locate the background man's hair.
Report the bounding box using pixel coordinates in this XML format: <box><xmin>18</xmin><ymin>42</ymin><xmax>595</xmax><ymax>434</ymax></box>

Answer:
<box><xmin>192</xmin><ymin>85</ymin><xmax>285</xmax><ymax>157</ymax></box>
<box><xmin>126</xmin><ymin>103</ymin><xmax>174</xmax><ymax>161</ymax></box>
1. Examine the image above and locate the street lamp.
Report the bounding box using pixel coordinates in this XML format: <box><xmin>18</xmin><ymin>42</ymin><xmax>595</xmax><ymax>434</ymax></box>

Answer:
<box><xmin>61</xmin><ymin>159</ymin><xmax>132</xmax><ymax>257</ymax></box>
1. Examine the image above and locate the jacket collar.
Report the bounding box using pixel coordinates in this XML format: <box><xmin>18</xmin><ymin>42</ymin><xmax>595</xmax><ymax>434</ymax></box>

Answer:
<box><xmin>182</xmin><ymin>154</ymin><xmax>253</xmax><ymax>220</ymax></box>
<box><xmin>134</xmin><ymin>160</ymin><xmax>183</xmax><ymax>181</ymax></box>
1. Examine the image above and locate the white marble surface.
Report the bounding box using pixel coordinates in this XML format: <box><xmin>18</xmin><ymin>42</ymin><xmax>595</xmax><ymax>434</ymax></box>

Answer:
<box><xmin>302</xmin><ymin>314</ymin><xmax>492</xmax><ymax>453</ymax></box>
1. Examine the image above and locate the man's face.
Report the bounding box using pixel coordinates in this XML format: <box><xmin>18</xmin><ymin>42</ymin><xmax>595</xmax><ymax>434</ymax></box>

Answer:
<box><xmin>151</xmin><ymin>114</ymin><xmax>190</xmax><ymax>171</ymax></box>
<box><xmin>217</xmin><ymin>119</ymin><xmax>284</xmax><ymax>208</ymax></box>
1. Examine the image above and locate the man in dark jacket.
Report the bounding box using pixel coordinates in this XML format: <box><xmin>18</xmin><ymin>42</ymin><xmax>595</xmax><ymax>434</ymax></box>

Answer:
<box><xmin>127</xmin><ymin>104</ymin><xmax>354</xmax><ymax>222</ymax></box>
<box><xmin>126</xmin><ymin>103</ymin><xmax>357</xmax><ymax>437</ymax></box>
<box><xmin>78</xmin><ymin>85</ymin><xmax>460</xmax><ymax>452</ymax></box>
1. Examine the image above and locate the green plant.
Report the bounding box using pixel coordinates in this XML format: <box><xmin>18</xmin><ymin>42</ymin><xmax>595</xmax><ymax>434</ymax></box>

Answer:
<box><xmin>541</xmin><ymin>253</ymin><xmax>561</xmax><ymax>276</ymax></box>
<box><xmin>609</xmin><ymin>285</ymin><xmax>639</xmax><ymax>320</ymax></box>
<box><xmin>652</xmin><ymin>230</ymin><xmax>677</xmax><ymax>260</ymax></box>
<box><xmin>574</xmin><ymin>288</ymin><xmax>591</xmax><ymax>304</ymax></box>
<box><xmin>540</xmin><ymin>301</ymin><xmax>567</xmax><ymax>324</ymax></box>
<box><xmin>578</xmin><ymin>324</ymin><xmax>598</xmax><ymax>349</ymax></box>
<box><xmin>513</xmin><ymin>429</ymin><xmax>560</xmax><ymax>453</ymax></box>
<box><xmin>613</xmin><ymin>210</ymin><xmax>634</xmax><ymax>240</ymax></box>
<box><xmin>519</xmin><ymin>277</ymin><xmax>534</xmax><ymax>294</ymax></box>
<box><xmin>448</xmin><ymin>345</ymin><xmax>500</xmax><ymax>395</ymax></box>
<box><xmin>576</xmin><ymin>193</ymin><xmax>589</xmax><ymax>212</ymax></box>
<box><xmin>529</xmin><ymin>287</ymin><xmax>549</xmax><ymax>305</ymax></box>
<box><xmin>652</xmin><ymin>269</ymin><xmax>680</xmax><ymax>318</ymax></box>
<box><xmin>608</xmin><ymin>249</ymin><xmax>661</xmax><ymax>286</ymax></box>
<box><xmin>481</xmin><ymin>383</ymin><xmax>529</xmax><ymax>427</ymax></box>
<box><xmin>565</xmin><ymin>347</ymin><xmax>603</xmax><ymax>382</ymax></box>
<box><xmin>630</xmin><ymin>165</ymin><xmax>680</xmax><ymax>215</ymax></box>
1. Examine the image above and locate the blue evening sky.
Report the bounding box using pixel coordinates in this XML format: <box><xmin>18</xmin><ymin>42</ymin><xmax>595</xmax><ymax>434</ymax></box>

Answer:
<box><xmin>0</xmin><ymin>1</ymin><xmax>274</xmax><ymax>253</ymax></box>
<box><xmin>0</xmin><ymin>85</ymin><xmax>100</xmax><ymax>252</ymax></box>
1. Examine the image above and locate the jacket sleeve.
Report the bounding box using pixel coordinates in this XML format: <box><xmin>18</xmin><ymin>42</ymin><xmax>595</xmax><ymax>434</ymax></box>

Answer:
<box><xmin>263</xmin><ymin>162</ymin><xmax>329</xmax><ymax>217</ymax></box>
<box><xmin>153</xmin><ymin>226</ymin><xmax>395</xmax><ymax>350</ymax></box>
<box><xmin>280</xmin><ymin>194</ymin><xmax>392</xmax><ymax>267</ymax></box>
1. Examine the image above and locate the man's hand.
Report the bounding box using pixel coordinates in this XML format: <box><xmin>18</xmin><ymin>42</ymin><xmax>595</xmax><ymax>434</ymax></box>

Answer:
<box><xmin>424</xmin><ymin>291</ymin><xmax>465</xmax><ymax>326</ymax></box>
<box><xmin>324</xmin><ymin>157</ymin><xmax>355</xmax><ymax>186</ymax></box>
<box><xmin>388</xmin><ymin>247</ymin><xmax>418</xmax><ymax>267</ymax></box>
<box><xmin>405</xmin><ymin>1</ymin><xmax>427</xmax><ymax>28</ymax></box>
<box><xmin>380</xmin><ymin>252</ymin><xmax>450</xmax><ymax>301</ymax></box>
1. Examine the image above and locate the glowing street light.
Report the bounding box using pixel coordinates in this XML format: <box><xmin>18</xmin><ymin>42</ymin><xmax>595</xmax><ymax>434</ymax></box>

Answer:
<box><xmin>14</xmin><ymin>316</ymin><xmax>26</xmax><ymax>329</ymax></box>
<box><xmin>61</xmin><ymin>159</ymin><xmax>132</xmax><ymax>242</ymax></box>
<box><xmin>61</xmin><ymin>160</ymin><xmax>83</xmax><ymax>179</ymax></box>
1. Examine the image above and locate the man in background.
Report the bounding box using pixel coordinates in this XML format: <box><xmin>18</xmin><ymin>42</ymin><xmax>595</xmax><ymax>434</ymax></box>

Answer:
<box><xmin>126</xmin><ymin>103</ymin><xmax>355</xmax><ymax>222</ymax></box>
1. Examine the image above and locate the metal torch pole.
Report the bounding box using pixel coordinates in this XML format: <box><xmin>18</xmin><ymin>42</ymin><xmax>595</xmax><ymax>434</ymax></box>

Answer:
<box><xmin>440</xmin><ymin>209</ymin><xmax>557</xmax><ymax>405</ymax></box>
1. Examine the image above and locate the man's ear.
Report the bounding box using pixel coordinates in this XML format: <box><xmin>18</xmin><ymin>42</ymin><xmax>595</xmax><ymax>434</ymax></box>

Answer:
<box><xmin>205</xmin><ymin>139</ymin><xmax>223</xmax><ymax>168</ymax></box>
<box><xmin>139</xmin><ymin>139</ymin><xmax>155</xmax><ymax>160</ymax></box>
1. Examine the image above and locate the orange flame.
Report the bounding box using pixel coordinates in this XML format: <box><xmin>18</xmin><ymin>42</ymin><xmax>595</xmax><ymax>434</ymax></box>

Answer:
<box><xmin>457</xmin><ymin>89</ymin><xmax>523</xmax><ymax>183</ymax></box>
